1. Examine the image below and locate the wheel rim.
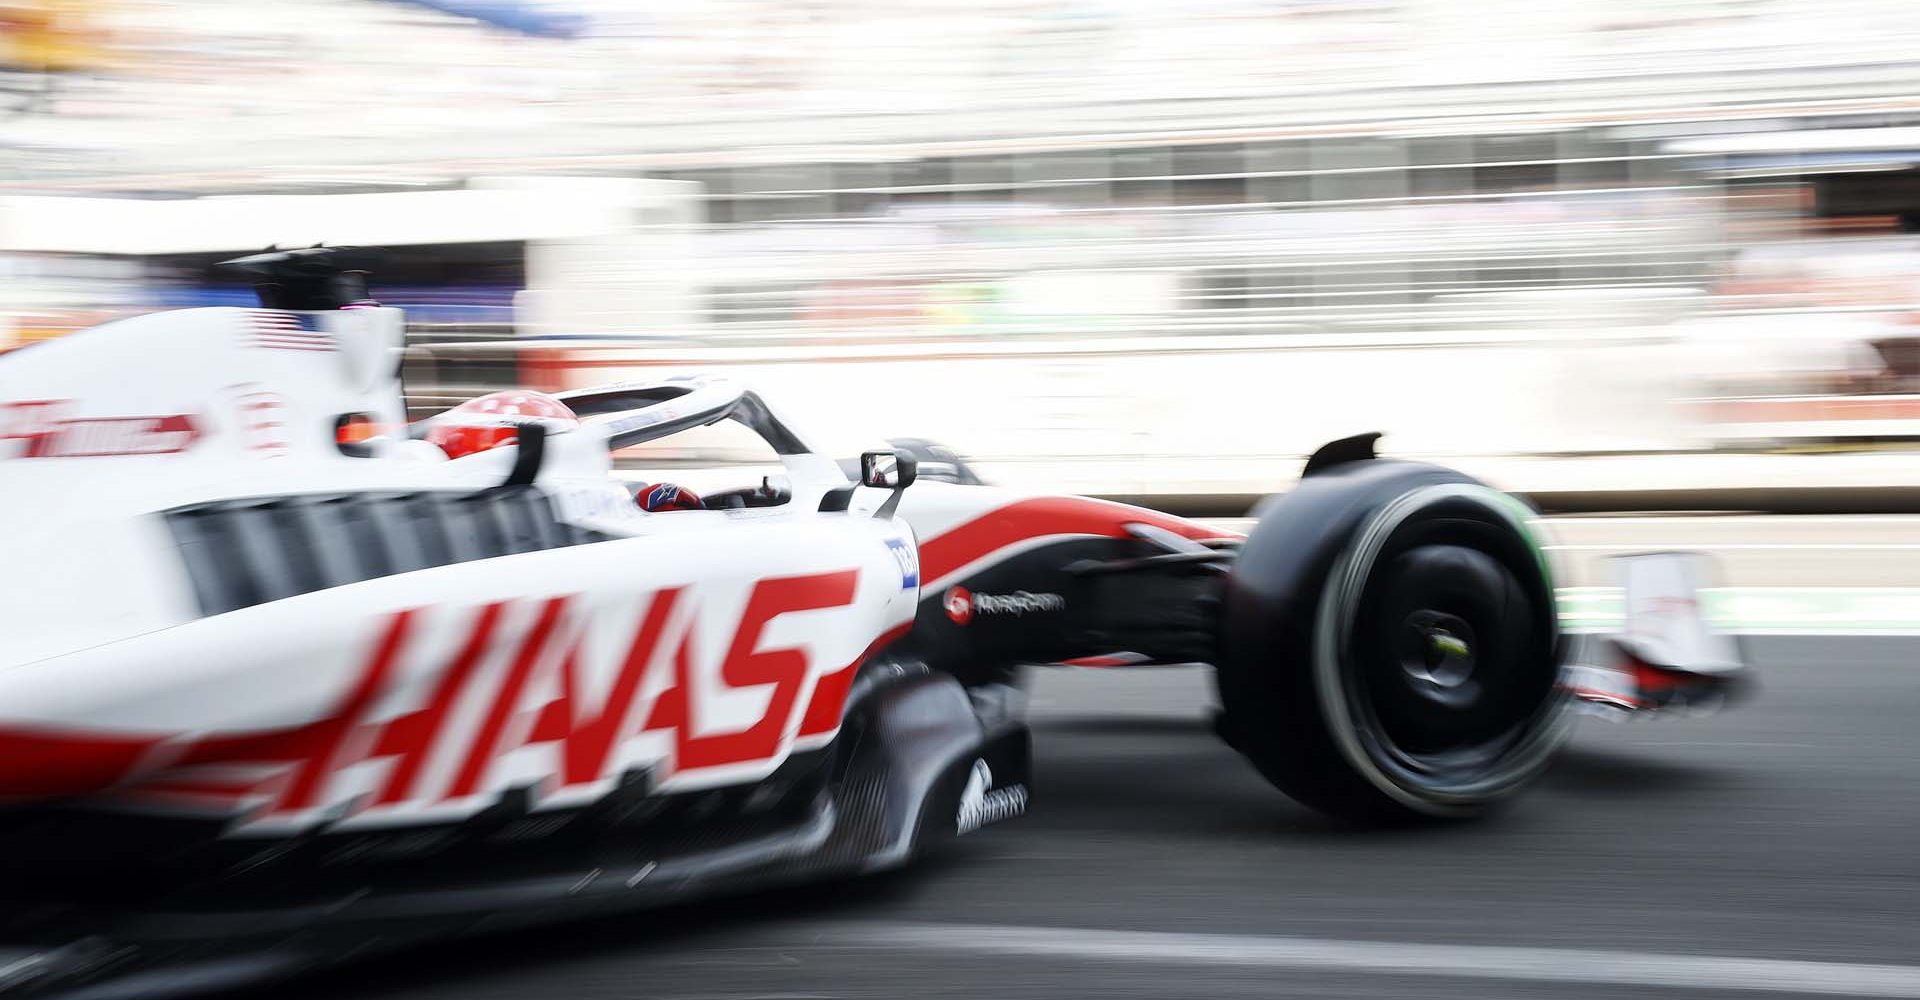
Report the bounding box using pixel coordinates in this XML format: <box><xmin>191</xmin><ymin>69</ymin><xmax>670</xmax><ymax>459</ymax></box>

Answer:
<box><xmin>1399</xmin><ymin>609</ymin><xmax>1479</xmax><ymax>704</ymax></box>
<box><xmin>1360</xmin><ymin>544</ymin><xmax>1540</xmax><ymax>758</ymax></box>
<box><xmin>1313</xmin><ymin>483</ymin><xmax>1570</xmax><ymax>815</ymax></box>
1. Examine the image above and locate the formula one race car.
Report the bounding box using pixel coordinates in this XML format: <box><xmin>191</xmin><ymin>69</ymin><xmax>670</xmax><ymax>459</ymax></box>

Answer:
<box><xmin>0</xmin><ymin>249</ymin><xmax>1745</xmax><ymax>997</ymax></box>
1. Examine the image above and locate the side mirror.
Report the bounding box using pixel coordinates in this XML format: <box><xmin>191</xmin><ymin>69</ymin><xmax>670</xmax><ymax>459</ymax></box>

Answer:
<box><xmin>860</xmin><ymin>448</ymin><xmax>918</xmax><ymax>490</ymax></box>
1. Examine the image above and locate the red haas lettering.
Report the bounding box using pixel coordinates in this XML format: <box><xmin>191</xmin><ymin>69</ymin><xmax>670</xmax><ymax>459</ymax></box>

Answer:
<box><xmin>167</xmin><ymin>609</ymin><xmax>420</xmax><ymax>815</ymax></box>
<box><xmin>541</xmin><ymin>587</ymin><xmax>682</xmax><ymax>788</ymax></box>
<box><xmin>674</xmin><ymin>571</ymin><xmax>859</xmax><ymax>771</ymax></box>
<box><xmin>445</xmin><ymin>597</ymin><xmax>570</xmax><ymax>798</ymax></box>
<box><xmin>369</xmin><ymin>602</ymin><xmax>507</xmax><ymax>805</ymax></box>
<box><xmin>206</xmin><ymin>570</ymin><xmax>868</xmax><ymax>825</ymax></box>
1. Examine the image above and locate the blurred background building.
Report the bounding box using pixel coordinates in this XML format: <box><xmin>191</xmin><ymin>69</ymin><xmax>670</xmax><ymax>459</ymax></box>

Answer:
<box><xmin>8</xmin><ymin>0</ymin><xmax>1920</xmax><ymax>487</ymax></box>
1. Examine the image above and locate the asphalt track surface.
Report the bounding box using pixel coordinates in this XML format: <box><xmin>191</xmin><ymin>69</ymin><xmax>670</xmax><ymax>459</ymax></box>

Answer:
<box><xmin>275</xmin><ymin>635</ymin><xmax>1920</xmax><ymax>1000</ymax></box>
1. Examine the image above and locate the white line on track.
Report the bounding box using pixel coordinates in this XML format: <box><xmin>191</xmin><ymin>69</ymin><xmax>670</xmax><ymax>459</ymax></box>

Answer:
<box><xmin>814</xmin><ymin>923</ymin><xmax>1920</xmax><ymax>997</ymax></box>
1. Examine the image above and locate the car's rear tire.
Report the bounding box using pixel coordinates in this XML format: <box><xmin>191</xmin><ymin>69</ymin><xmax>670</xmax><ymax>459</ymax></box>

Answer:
<box><xmin>1216</xmin><ymin>471</ymin><xmax>1568</xmax><ymax>823</ymax></box>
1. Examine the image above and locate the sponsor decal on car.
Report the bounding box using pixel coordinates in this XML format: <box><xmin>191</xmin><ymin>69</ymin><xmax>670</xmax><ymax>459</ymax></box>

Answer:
<box><xmin>943</xmin><ymin>586</ymin><xmax>1064</xmax><ymax>624</ymax></box>
<box><xmin>0</xmin><ymin>570</ymin><xmax>915</xmax><ymax>832</ymax></box>
<box><xmin>1</xmin><ymin>400</ymin><xmax>203</xmax><ymax>459</ymax></box>
<box><xmin>944</xmin><ymin>585</ymin><xmax>973</xmax><ymax>624</ymax></box>
<box><xmin>955</xmin><ymin>758</ymin><xmax>1028</xmax><ymax>835</ymax></box>
<box><xmin>244</xmin><ymin>310</ymin><xmax>333</xmax><ymax>352</ymax></box>
<box><xmin>885</xmin><ymin>537</ymin><xmax>919</xmax><ymax>590</ymax></box>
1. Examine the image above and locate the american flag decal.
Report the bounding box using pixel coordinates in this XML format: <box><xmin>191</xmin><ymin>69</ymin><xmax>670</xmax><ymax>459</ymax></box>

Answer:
<box><xmin>245</xmin><ymin>311</ymin><xmax>333</xmax><ymax>352</ymax></box>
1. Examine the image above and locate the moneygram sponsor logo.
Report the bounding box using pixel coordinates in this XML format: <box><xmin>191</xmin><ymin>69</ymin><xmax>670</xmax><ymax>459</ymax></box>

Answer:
<box><xmin>944</xmin><ymin>586</ymin><xmax>974</xmax><ymax>624</ymax></box>
<box><xmin>943</xmin><ymin>587</ymin><xmax>1065</xmax><ymax>625</ymax></box>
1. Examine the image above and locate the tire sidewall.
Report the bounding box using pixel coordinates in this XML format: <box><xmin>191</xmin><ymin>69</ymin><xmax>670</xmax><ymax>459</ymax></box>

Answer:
<box><xmin>1311</xmin><ymin>482</ymin><xmax>1571</xmax><ymax>816</ymax></box>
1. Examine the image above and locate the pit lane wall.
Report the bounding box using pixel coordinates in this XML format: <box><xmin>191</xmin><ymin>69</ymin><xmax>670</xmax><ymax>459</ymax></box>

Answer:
<box><xmin>516</xmin><ymin>329</ymin><xmax>1709</xmax><ymax>504</ymax></box>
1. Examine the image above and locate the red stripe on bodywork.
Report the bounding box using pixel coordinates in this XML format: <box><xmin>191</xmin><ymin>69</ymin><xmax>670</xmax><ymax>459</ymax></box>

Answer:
<box><xmin>447</xmin><ymin>597</ymin><xmax>570</xmax><ymax>798</ymax></box>
<box><xmin>373</xmin><ymin>602</ymin><xmax>506</xmax><ymax>804</ymax></box>
<box><xmin>675</xmin><ymin>570</ymin><xmax>861</xmax><ymax>772</ymax></box>
<box><xmin>133</xmin><ymin>777</ymin><xmax>263</xmax><ymax>800</ymax></box>
<box><xmin>919</xmin><ymin>496</ymin><xmax>1236</xmax><ymax>584</ymax></box>
<box><xmin>797</xmin><ymin>620</ymin><xmax>915</xmax><ymax>737</ymax></box>
<box><xmin>1056</xmin><ymin>653</ymin><xmax>1145</xmax><ymax>668</ymax></box>
<box><xmin>0</xmin><ymin>727</ymin><xmax>164</xmax><ymax>798</ymax></box>
<box><xmin>0</xmin><ymin>614</ymin><xmax>418</xmax><ymax>801</ymax></box>
<box><xmin>264</xmin><ymin>609</ymin><xmax>418</xmax><ymax>814</ymax></box>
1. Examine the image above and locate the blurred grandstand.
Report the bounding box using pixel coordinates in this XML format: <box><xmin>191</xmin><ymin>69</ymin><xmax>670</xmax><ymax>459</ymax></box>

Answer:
<box><xmin>9</xmin><ymin>0</ymin><xmax>1920</xmax><ymax>450</ymax></box>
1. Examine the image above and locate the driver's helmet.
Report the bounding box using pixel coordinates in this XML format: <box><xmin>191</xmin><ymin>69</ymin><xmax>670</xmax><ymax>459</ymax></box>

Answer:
<box><xmin>425</xmin><ymin>390</ymin><xmax>579</xmax><ymax>461</ymax></box>
<box><xmin>635</xmin><ymin>482</ymin><xmax>705</xmax><ymax>512</ymax></box>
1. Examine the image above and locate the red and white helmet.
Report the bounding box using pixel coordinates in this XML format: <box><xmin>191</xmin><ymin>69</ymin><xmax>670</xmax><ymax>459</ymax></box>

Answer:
<box><xmin>425</xmin><ymin>390</ymin><xmax>579</xmax><ymax>461</ymax></box>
